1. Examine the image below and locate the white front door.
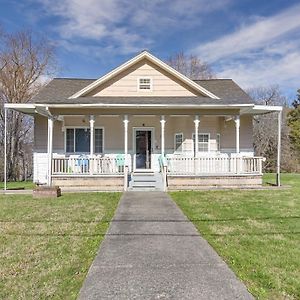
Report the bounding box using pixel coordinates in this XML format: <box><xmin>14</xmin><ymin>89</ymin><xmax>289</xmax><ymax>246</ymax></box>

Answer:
<box><xmin>133</xmin><ymin>128</ymin><xmax>154</xmax><ymax>171</ymax></box>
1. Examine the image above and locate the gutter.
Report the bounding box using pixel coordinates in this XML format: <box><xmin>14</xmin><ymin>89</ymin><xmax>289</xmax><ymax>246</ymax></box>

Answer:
<box><xmin>4</xmin><ymin>103</ymin><xmax>283</xmax><ymax>114</ymax></box>
<box><xmin>5</xmin><ymin>103</ymin><xmax>255</xmax><ymax>109</ymax></box>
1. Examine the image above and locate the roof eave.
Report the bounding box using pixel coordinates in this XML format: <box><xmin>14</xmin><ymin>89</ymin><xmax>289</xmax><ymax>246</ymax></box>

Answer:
<box><xmin>5</xmin><ymin>103</ymin><xmax>254</xmax><ymax>112</ymax></box>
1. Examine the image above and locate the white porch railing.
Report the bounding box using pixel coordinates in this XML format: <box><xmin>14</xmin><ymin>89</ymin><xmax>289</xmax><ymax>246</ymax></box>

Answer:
<box><xmin>52</xmin><ymin>156</ymin><xmax>126</xmax><ymax>175</ymax></box>
<box><xmin>166</xmin><ymin>156</ymin><xmax>264</xmax><ymax>175</ymax></box>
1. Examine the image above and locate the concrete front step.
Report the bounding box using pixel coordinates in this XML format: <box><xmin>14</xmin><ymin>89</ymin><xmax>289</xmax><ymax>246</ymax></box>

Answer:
<box><xmin>129</xmin><ymin>172</ymin><xmax>164</xmax><ymax>191</ymax></box>
<box><xmin>132</xmin><ymin>178</ymin><xmax>156</xmax><ymax>182</ymax></box>
<box><xmin>127</xmin><ymin>188</ymin><xmax>162</xmax><ymax>191</ymax></box>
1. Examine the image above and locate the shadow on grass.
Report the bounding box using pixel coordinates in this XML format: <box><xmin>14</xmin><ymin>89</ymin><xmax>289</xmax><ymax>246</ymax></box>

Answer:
<box><xmin>0</xmin><ymin>215</ymin><xmax>299</xmax><ymax>223</ymax></box>
<box><xmin>2</xmin><ymin>231</ymin><xmax>300</xmax><ymax>237</ymax></box>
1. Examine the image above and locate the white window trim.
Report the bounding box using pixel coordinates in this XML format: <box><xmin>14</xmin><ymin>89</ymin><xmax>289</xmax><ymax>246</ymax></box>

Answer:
<box><xmin>137</xmin><ymin>77</ymin><xmax>153</xmax><ymax>92</ymax></box>
<box><xmin>192</xmin><ymin>132</ymin><xmax>210</xmax><ymax>152</ymax></box>
<box><xmin>64</xmin><ymin>126</ymin><xmax>105</xmax><ymax>154</ymax></box>
<box><xmin>174</xmin><ymin>132</ymin><xmax>184</xmax><ymax>152</ymax></box>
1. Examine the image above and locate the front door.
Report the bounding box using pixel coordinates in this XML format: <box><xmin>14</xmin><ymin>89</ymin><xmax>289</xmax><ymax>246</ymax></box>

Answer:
<box><xmin>135</xmin><ymin>129</ymin><xmax>153</xmax><ymax>170</ymax></box>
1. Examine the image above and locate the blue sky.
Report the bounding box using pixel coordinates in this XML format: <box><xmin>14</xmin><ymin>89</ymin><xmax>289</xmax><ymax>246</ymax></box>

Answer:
<box><xmin>1</xmin><ymin>0</ymin><xmax>300</xmax><ymax>100</ymax></box>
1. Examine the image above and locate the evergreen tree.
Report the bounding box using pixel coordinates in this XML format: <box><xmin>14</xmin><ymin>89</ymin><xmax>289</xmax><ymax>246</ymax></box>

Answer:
<box><xmin>288</xmin><ymin>89</ymin><xmax>300</xmax><ymax>156</ymax></box>
<box><xmin>291</xmin><ymin>89</ymin><xmax>300</xmax><ymax>108</ymax></box>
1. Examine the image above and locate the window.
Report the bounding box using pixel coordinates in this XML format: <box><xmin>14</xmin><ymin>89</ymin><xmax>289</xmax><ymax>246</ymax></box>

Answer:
<box><xmin>193</xmin><ymin>133</ymin><xmax>209</xmax><ymax>152</ymax></box>
<box><xmin>138</xmin><ymin>77</ymin><xmax>152</xmax><ymax>91</ymax></box>
<box><xmin>66</xmin><ymin>128</ymin><xmax>104</xmax><ymax>153</ymax></box>
<box><xmin>75</xmin><ymin>128</ymin><xmax>90</xmax><ymax>152</ymax></box>
<box><xmin>174</xmin><ymin>133</ymin><xmax>183</xmax><ymax>152</ymax></box>
<box><xmin>95</xmin><ymin>128</ymin><xmax>103</xmax><ymax>153</ymax></box>
<box><xmin>66</xmin><ymin>128</ymin><xmax>75</xmax><ymax>152</ymax></box>
<box><xmin>216</xmin><ymin>133</ymin><xmax>221</xmax><ymax>152</ymax></box>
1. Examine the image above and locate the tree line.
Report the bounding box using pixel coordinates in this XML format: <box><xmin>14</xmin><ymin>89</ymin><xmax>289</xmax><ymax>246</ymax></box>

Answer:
<box><xmin>167</xmin><ymin>52</ymin><xmax>300</xmax><ymax>172</ymax></box>
<box><xmin>0</xmin><ymin>28</ymin><xmax>299</xmax><ymax>182</ymax></box>
<box><xmin>0</xmin><ymin>27</ymin><xmax>56</xmax><ymax>181</ymax></box>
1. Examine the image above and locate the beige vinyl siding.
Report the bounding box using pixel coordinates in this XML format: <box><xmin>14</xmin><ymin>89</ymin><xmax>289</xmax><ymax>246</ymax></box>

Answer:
<box><xmin>34</xmin><ymin>115</ymin><xmax>64</xmax><ymax>153</ymax></box>
<box><xmin>87</xmin><ymin>59</ymin><xmax>200</xmax><ymax>97</ymax></box>
<box><xmin>34</xmin><ymin>114</ymin><xmax>253</xmax><ymax>155</ymax></box>
<box><xmin>34</xmin><ymin>115</ymin><xmax>47</xmax><ymax>152</ymax></box>
<box><xmin>220</xmin><ymin>115</ymin><xmax>253</xmax><ymax>151</ymax></box>
<box><xmin>165</xmin><ymin>116</ymin><xmax>221</xmax><ymax>153</ymax></box>
<box><xmin>240</xmin><ymin>115</ymin><xmax>253</xmax><ymax>149</ymax></box>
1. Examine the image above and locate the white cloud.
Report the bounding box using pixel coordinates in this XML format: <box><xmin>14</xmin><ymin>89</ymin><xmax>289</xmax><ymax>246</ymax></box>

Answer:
<box><xmin>218</xmin><ymin>50</ymin><xmax>300</xmax><ymax>90</ymax></box>
<box><xmin>193</xmin><ymin>3</ymin><xmax>300</xmax><ymax>62</ymax></box>
<box><xmin>33</xmin><ymin>0</ymin><xmax>232</xmax><ymax>55</ymax></box>
<box><xmin>35</xmin><ymin>0</ymin><xmax>142</xmax><ymax>52</ymax></box>
<box><xmin>191</xmin><ymin>4</ymin><xmax>300</xmax><ymax>96</ymax></box>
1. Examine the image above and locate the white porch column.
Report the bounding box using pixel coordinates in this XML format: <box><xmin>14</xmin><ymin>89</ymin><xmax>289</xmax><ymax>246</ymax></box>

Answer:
<box><xmin>234</xmin><ymin>115</ymin><xmax>240</xmax><ymax>154</ymax></box>
<box><xmin>194</xmin><ymin>115</ymin><xmax>200</xmax><ymax>157</ymax></box>
<box><xmin>4</xmin><ymin>107</ymin><xmax>7</xmax><ymax>191</ymax></box>
<box><xmin>47</xmin><ymin>117</ymin><xmax>54</xmax><ymax>186</ymax></box>
<box><xmin>123</xmin><ymin>115</ymin><xmax>129</xmax><ymax>165</ymax></box>
<box><xmin>89</xmin><ymin>115</ymin><xmax>95</xmax><ymax>156</ymax></box>
<box><xmin>276</xmin><ymin>111</ymin><xmax>282</xmax><ymax>186</ymax></box>
<box><xmin>160</xmin><ymin>115</ymin><xmax>166</xmax><ymax>157</ymax></box>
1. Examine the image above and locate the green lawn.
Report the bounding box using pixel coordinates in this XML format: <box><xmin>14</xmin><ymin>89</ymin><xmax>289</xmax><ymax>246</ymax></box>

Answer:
<box><xmin>0</xmin><ymin>192</ymin><xmax>120</xmax><ymax>299</ymax></box>
<box><xmin>0</xmin><ymin>180</ymin><xmax>35</xmax><ymax>190</ymax></box>
<box><xmin>170</xmin><ymin>173</ymin><xmax>300</xmax><ymax>300</ymax></box>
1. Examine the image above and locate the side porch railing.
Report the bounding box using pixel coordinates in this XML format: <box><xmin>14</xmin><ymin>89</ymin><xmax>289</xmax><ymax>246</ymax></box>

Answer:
<box><xmin>166</xmin><ymin>156</ymin><xmax>264</xmax><ymax>175</ymax></box>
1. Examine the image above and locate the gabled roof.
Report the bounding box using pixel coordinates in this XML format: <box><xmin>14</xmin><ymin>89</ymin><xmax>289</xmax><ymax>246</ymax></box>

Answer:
<box><xmin>69</xmin><ymin>51</ymin><xmax>219</xmax><ymax>99</ymax></box>
<box><xmin>29</xmin><ymin>78</ymin><xmax>254</xmax><ymax>105</ymax></box>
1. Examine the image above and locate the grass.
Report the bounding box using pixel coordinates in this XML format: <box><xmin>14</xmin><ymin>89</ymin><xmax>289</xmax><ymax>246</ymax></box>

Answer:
<box><xmin>170</xmin><ymin>173</ymin><xmax>300</xmax><ymax>300</ymax></box>
<box><xmin>0</xmin><ymin>192</ymin><xmax>121</xmax><ymax>299</ymax></box>
<box><xmin>0</xmin><ymin>180</ymin><xmax>35</xmax><ymax>190</ymax></box>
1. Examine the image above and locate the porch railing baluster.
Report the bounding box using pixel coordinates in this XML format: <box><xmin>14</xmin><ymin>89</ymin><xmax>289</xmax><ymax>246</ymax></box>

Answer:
<box><xmin>52</xmin><ymin>156</ymin><xmax>126</xmax><ymax>175</ymax></box>
<box><xmin>165</xmin><ymin>156</ymin><xmax>263</xmax><ymax>176</ymax></box>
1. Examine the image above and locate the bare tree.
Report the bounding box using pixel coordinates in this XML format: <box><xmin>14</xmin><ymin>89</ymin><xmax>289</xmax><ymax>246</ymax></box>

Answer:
<box><xmin>247</xmin><ymin>85</ymin><xmax>298</xmax><ymax>172</ymax></box>
<box><xmin>0</xmin><ymin>28</ymin><xmax>56</xmax><ymax>181</ymax></box>
<box><xmin>167</xmin><ymin>52</ymin><xmax>215</xmax><ymax>79</ymax></box>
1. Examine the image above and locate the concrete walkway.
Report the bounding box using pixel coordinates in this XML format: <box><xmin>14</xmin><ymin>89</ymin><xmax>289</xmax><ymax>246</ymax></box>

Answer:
<box><xmin>78</xmin><ymin>192</ymin><xmax>253</xmax><ymax>300</ymax></box>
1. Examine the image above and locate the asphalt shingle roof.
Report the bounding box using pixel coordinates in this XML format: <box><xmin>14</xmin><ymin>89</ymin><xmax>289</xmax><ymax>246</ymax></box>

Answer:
<box><xmin>30</xmin><ymin>78</ymin><xmax>254</xmax><ymax>105</ymax></box>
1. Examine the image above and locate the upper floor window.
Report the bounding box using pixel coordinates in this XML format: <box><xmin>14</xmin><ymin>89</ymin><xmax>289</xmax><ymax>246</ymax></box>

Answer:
<box><xmin>138</xmin><ymin>77</ymin><xmax>152</xmax><ymax>91</ymax></box>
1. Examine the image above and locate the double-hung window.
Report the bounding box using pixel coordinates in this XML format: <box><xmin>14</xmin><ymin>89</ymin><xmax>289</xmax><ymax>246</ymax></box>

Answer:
<box><xmin>193</xmin><ymin>133</ymin><xmax>209</xmax><ymax>152</ymax></box>
<box><xmin>66</xmin><ymin>128</ymin><xmax>104</xmax><ymax>154</ymax></box>
<box><xmin>174</xmin><ymin>133</ymin><xmax>183</xmax><ymax>152</ymax></box>
<box><xmin>216</xmin><ymin>133</ymin><xmax>221</xmax><ymax>152</ymax></box>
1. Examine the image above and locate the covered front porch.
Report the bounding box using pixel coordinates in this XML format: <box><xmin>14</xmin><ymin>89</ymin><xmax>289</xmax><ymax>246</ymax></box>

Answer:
<box><xmin>4</xmin><ymin>103</ymin><xmax>282</xmax><ymax>191</ymax></box>
<box><xmin>45</xmin><ymin>110</ymin><xmax>263</xmax><ymax>190</ymax></box>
